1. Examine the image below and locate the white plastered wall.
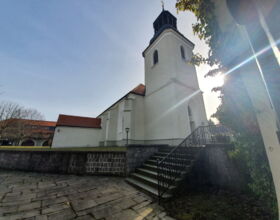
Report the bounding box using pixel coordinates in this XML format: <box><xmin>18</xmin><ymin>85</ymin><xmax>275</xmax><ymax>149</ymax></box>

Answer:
<box><xmin>99</xmin><ymin>94</ymin><xmax>145</xmax><ymax>146</ymax></box>
<box><xmin>143</xmin><ymin>29</ymin><xmax>208</xmax><ymax>144</ymax></box>
<box><xmin>52</xmin><ymin>126</ymin><xmax>101</xmax><ymax>147</ymax></box>
<box><xmin>130</xmin><ymin>94</ymin><xmax>145</xmax><ymax>142</ymax></box>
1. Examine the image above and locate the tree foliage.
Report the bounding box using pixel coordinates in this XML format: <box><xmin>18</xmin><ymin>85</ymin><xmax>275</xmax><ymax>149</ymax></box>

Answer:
<box><xmin>176</xmin><ymin>0</ymin><xmax>278</xmax><ymax>216</ymax></box>
<box><xmin>176</xmin><ymin>0</ymin><xmax>221</xmax><ymax>67</ymax></box>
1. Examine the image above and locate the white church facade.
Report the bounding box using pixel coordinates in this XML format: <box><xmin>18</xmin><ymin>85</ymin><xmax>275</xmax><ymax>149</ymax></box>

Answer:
<box><xmin>52</xmin><ymin>10</ymin><xmax>208</xmax><ymax>148</ymax></box>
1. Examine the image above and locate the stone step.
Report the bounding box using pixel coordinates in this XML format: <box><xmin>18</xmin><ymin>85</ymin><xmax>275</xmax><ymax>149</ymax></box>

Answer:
<box><xmin>153</xmin><ymin>154</ymin><xmax>194</xmax><ymax>161</ymax></box>
<box><xmin>126</xmin><ymin>177</ymin><xmax>172</xmax><ymax>199</ymax></box>
<box><xmin>136</xmin><ymin>168</ymin><xmax>158</xmax><ymax>180</ymax></box>
<box><xmin>145</xmin><ymin>159</ymin><xmax>192</xmax><ymax>168</ymax></box>
<box><xmin>131</xmin><ymin>173</ymin><xmax>159</xmax><ymax>189</ymax></box>
<box><xmin>159</xmin><ymin>146</ymin><xmax>203</xmax><ymax>153</ymax></box>
<box><xmin>151</xmin><ymin>155</ymin><xmax>194</xmax><ymax>162</ymax></box>
<box><xmin>131</xmin><ymin>169</ymin><xmax>183</xmax><ymax>186</ymax></box>
<box><xmin>142</xmin><ymin>163</ymin><xmax>191</xmax><ymax>173</ymax></box>
<box><xmin>155</xmin><ymin>152</ymin><xmax>193</xmax><ymax>157</ymax></box>
<box><xmin>136</xmin><ymin>168</ymin><xmax>185</xmax><ymax>180</ymax></box>
<box><xmin>126</xmin><ymin>146</ymin><xmax>202</xmax><ymax>200</ymax></box>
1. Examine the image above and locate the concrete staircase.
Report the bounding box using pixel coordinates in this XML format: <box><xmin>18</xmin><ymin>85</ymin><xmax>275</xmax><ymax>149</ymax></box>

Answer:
<box><xmin>126</xmin><ymin>125</ymin><xmax>232</xmax><ymax>200</ymax></box>
<box><xmin>126</xmin><ymin>147</ymin><xmax>201</xmax><ymax>200</ymax></box>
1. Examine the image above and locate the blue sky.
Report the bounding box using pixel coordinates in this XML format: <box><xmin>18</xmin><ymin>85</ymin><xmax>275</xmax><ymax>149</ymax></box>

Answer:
<box><xmin>0</xmin><ymin>0</ymin><xmax>221</xmax><ymax>121</ymax></box>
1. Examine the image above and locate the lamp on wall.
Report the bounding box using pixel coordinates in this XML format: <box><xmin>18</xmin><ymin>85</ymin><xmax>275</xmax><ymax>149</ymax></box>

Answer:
<box><xmin>125</xmin><ymin>128</ymin><xmax>130</xmax><ymax>146</ymax></box>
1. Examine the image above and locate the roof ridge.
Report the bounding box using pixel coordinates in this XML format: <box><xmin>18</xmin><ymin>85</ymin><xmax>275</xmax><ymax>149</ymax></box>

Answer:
<box><xmin>56</xmin><ymin>114</ymin><xmax>101</xmax><ymax>129</ymax></box>
<box><xmin>58</xmin><ymin>114</ymin><xmax>98</xmax><ymax>120</ymax></box>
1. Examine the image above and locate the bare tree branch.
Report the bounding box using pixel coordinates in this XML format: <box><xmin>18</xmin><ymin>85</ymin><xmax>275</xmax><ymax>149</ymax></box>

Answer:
<box><xmin>0</xmin><ymin>101</ymin><xmax>45</xmax><ymax>145</ymax></box>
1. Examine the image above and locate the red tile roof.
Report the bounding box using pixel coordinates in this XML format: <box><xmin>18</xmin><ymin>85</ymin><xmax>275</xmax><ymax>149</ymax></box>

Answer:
<box><xmin>131</xmin><ymin>84</ymin><xmax>146</xmax><ymax>96</ymax></box>
<box><xmin>0</xmin><ymin>119</ymin><xmax>56</xmax><ymax>127</ymax></box>
<box><xmin>26</xmin><ymin>120</ymin><xmax>56</xmax><ymax>127</ymax></box>
<box><xmin>56</xmin><ymin>114</ymin><xmax>101</xmax><ymax>129</ymax></box>
<box><xmin>0</xmin><ymin>119</ymin><xmax>56</xmax><ymax>138</ymax></box>
<box><xmin>97</xmin><ymin>84</ymin><xmax>146</xmax><ymax>117</ymax></box>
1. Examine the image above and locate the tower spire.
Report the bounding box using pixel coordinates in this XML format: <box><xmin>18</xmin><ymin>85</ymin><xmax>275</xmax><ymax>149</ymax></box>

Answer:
<box><xmin>161</xmin><ymin>0</ymin><xmax>164</xmax><ymax>11</ymax></box>
<box><xmin>151</xmin><ymin>8</ymin><xmax>177</xmax><ymax>40</ymax></box>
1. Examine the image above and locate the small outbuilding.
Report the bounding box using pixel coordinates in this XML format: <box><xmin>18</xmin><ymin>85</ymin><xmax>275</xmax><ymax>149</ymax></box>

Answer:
<box><xmin>52</xmin><ymin>115</ymin><xmax>101</xmax><ymax>148</ymax></box>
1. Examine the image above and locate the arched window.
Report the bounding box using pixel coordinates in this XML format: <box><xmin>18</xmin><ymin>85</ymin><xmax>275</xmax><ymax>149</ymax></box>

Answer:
<box><xmin>21</xmin><ymin>139</ymin><xmax>35</xmax><ymax>146</ymax></box>
<box><xmin>180</xmin><ymin>46</ymin><xmax>185</xmax><ymax>60</ymax></box>
<box><xmin>153</xmin><ymin>50</ymin><xmax>159</xmax><ymax>65</ymax></box>
<box><xmin>42</xmin><ymin>140</ymin><xmax>49</xmax><ymax>146</ymax></box>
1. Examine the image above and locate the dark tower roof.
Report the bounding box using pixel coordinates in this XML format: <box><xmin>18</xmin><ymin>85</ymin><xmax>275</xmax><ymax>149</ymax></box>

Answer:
<box><xmin>153</xmin><ymin>10</ymin><xmax>177</xmax><ymax>34</ymax></box>
<box><xmin>143</xmin><ymin>9</ymin><xmax>195</xmax><ymax>57</ymax></box>
<box><xmin>150</xmin><ymin>10</ymin><xmax>177</xmax><ymax>44</ymax></box>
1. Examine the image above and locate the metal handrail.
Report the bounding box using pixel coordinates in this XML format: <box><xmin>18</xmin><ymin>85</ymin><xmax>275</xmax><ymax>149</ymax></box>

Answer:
<box><xmin>157</xmin><ymin>126</ymin><xmax>202</xmax><ymax>166</ymax></box>
<box><xmin>157</xmin><ymin>125</ymin><xmax>232</xmax><ymax>201</ymax></box>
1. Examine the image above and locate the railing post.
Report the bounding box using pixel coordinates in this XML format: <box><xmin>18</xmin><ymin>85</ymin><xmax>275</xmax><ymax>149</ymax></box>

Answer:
<box><xmin>202</xmin><ymin>126</ymin><xmax>206</xmax><ymax>145</ymax></box>
<box><xmin>157</xmin><ymin>158</ymin><xmax>161</xmax><ymax>204</ymax></box>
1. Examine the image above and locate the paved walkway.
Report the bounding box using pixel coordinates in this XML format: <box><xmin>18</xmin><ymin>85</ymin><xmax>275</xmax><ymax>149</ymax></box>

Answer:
<box><xmin>0</xmin><ymin>170</ymin><xmax>174</xmax><ymax>220</ymax></box>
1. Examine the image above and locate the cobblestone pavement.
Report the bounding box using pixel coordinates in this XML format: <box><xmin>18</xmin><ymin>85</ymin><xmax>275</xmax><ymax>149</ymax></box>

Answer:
<box><xmin>0</xmin><ymin>170</ymin><xmax>175</xmax><ymax>220</ymax></box>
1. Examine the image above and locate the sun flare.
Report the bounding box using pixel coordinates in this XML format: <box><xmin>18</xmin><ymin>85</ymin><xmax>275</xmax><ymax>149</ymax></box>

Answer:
<box><xmin>201</xmin><ymin>73</ymin><xmax>225</xmax><ymax>92</ymax></box>
<box><xmin>214</xmin><ymin>74</ymin><xmax>225</xmax><ymax>87</ymax></box>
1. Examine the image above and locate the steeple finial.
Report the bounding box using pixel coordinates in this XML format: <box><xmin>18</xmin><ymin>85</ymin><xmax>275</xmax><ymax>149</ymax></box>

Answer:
<box><xmin>161</xmin><ymin>0</ymin><xmax>164</xmax><ymax>11</ymax></box>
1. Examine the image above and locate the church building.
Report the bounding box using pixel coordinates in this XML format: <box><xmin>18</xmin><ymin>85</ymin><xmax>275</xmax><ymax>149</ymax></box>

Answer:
<box><xmin>52</xmin><ymin>9</ymin><xmax>208</xmax><ymax>148</ymax></box>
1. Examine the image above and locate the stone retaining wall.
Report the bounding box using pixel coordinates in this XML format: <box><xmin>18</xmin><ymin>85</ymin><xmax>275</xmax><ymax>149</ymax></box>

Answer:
<box><xmin>86</xmin><ymin>152</ymin><xmax>126</xmax><ymax>175</ymax></box>
<box><xmin>0</xmin><ymin>145</ymin><xmax>166</xmax><ymax>176</ymax></box>
<box><xmin>0</xmin><ymin>150</ymin><xmax>127</xmax><ymax>176</ymax></box>
<box><xmin>0</xmin><ymin>144</ymin><xmax>245</xmax><ymax>186</ymax></box>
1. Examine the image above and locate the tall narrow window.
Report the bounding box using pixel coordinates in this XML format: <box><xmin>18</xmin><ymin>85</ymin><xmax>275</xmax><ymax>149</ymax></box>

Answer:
<box><xmin>180</xmin><ymin>46</ymin><xmax>185</xmax><ymax>60</ymax></box>
<box><xmin>188</xmin><ymin>106</ymin><xmax>195</xmax><ymax>132</ymax></box>
<box><xmin>188</xmin><ymin>106</ymin><xmax>192</xmax><ymax>117</ymax></box>
<box><xmin>153</xmin><ymin>50</ymin><xmax>158</xmax><ymax>65</ymax></box>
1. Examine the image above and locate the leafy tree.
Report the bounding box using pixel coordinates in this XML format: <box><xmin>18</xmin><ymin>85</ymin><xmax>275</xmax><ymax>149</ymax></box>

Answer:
<box><xmin>175</xmin><ymin>0</ymin><xmax>277</xmax><ymax>216</ymax></box>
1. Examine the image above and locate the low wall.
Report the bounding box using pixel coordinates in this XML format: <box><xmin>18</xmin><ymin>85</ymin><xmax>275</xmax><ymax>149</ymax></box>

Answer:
<box><xmin>0</xmin><ymin>145</ymin><xmax>246</xmax><ymax>186</ymax></box>
<box><xmin>0</xmin><ymin>145</ymin><xmax>166</xmax><ymax>176</ymax></box>
<box><xmin>0</xmin><ymin>150</ymin><xmax>126</xmax><ymax>176</ymax></box>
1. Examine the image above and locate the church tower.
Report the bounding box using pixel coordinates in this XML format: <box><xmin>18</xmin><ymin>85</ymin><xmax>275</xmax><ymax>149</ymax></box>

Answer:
<box><xmin>143</xmin><ymin>9</ymin><xmax>207</xmax><ymax>145</ymax></box>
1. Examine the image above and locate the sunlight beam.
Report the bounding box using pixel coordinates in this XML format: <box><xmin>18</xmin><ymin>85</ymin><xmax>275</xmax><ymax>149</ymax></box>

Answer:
<box><xmin>150</xmin><ymin>89</ymin><xmax>202</xmax><ymax>127</ymax></box>
<box><xmin>223</xmin><ymin>38</ymin><xmax>280</xmax><ymax>77</ymax></box>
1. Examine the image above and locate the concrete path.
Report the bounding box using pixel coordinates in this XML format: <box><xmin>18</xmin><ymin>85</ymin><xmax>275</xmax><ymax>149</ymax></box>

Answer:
<box><xmin>0</xmin><ymin>170</ymin><xmax>174</xmax><ymax>220</ymax></box>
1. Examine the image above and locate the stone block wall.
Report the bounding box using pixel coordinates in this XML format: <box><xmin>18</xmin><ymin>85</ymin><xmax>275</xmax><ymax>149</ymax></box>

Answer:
<box><xmin>126</xmin><ymin>145</ymin><xmax>167</xmax><ymax>173</ymax></box>
<box><xmin>0</xmin><ymin>145</ymin><xmax>167</xmax><ymax>176</ymax></box>
<box><xmin>0</xmin><ymin>151</ymin><xmax>70</xmax><ymax>173</ymax></box>
<box><xmin>0</xmin><ymin>145</ymin><xmax>250</xmax><ymax>187</ymax></box>
<box><xmin>68</xmin><ymin>153</ymin><xmax>87</xmax><ymax>174</ymax></box>
<box><xmin>0</xmin><ymin>150</ymin><xmax>126</xmax><ymax>176</ymax></box>
<box><xmin>86</xmin><ymin>152</ymin><xmax>126</xmax><ymax>175</ymax></box>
